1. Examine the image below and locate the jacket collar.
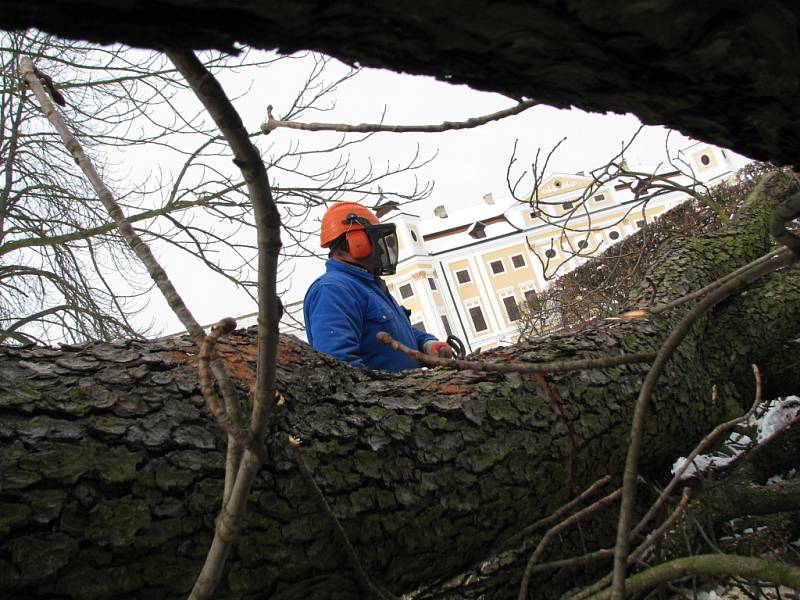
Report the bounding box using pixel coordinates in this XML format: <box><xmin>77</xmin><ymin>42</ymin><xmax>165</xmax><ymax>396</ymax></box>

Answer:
<box><xmin>326</xmin><ymin>258</ymin><xmax>377</xmax><ymax>283</ymax></box>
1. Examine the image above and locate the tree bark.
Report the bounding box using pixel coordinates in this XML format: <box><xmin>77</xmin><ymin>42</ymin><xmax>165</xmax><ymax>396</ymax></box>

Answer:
<box><xmin>1</xmin><ymin>175</ymin><xmax>799</xmax><ymax>599</ymax></box>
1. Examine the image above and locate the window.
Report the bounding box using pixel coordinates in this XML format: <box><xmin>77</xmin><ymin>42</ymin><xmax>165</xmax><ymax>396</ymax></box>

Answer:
<box><xmin>609</xmin><ymin>230</ymin><xmax>620</xmax><ymax>240</ymax></box>
<box><xmin>412</xmin><ymin>321</ymin><xmax>426</xmax><ymax>332</ymax></box>
<box><xmin>441</xmin><ymin>315</ymin><xmax>453</xmax><ymax>336</ymax></box>
<box><xmin>544</xmin><ymin>248</ymin><xmax>557</xmax><ymax>258</ymax></box>
<box><xmin>409</xmin><ymin>228</ymin><xmax>419</xmax><ymax>242</ymax></box>
<box><xmin>503</xmin><ymin>296</ymin><xmax>521</xmax><ymax>322</ymax></box>
<box><xmin>577</xmin><ymin>239</ymin><xmax>588</xmax><ymax>249</ymax></box>
<box><xmin>469</xmin><ymin>306</ymin><xmax>488</xmax><ymax>332</ymax></box>
<box><xmin>511</xmin><ymin>254</ymin><xmax>525</xmax><ymax>269</ymax></box>
<box><xmin>561</xmin><ymin>201</ymin><xmax>573</xmax><ymax>210</ymax></box>
<box><xmin>636</xmin><ymin>219</ymin><xmax>645</xmax><ymax>228</ymax></box>
<box><xmin>399</xmin><ymin>283</ymin><xmax>414</xmax><ymax>299</ymax></box>
<box><xmin>455</xmin><ymin>269</ymin><xmax>471</xmax><ymax>284</ymax></box>
<box><xmin>468</xmin><ymin>222</ymin><xmax>486</xmax><ymax>239</ymax></box>
<box><xmin>524</xmin><ymin>289</ymin><xmax>538</xmax><ymax>307</ymax></box>
<box><xmin>490</xmin><ymin>259</ymin><xmax>505</xmax><ymax>274</ymax></box>
<box><xmin>593</xmin><ymin>193</ymin><xmax>606</xmax><ymax>202</ymax></box>
<box><xmin>700</xmin><ymin>153</ymin><xmax>711</xmax><ymax>166</ymax></box>
<box><xmin>529</xmin><ymin>209</ymin><xmax>541</xmax><ymax>219</ymax></box>
<box><xmin>428</xmin><ymin>277</ymin><xmax>437</xmax><ymax>291</ymax></box>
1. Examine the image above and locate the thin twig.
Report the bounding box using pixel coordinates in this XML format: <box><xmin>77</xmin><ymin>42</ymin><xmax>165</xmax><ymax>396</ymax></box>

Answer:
<box><xmin>609</xmin><ymin>249</ymin><xmax>797</xmax><ymax>598</ymax></box>
<box><xmin>261</xmin><ymin>99</ymin><xmax>537</xmax><ymax>135</ymax></box>
<box><xmin>198</xmin><ymin>318</ymin><xmax>253</xmax><ymax>448</ymax></box>
<box><xmin>518</xmin><ymin>488</ymin><xmax>623</xmax><ymax>600</ymax></box>
<box><xmin>376</xmin><ymin>332</ymin><xmax>655</xmax><ymax>374</ymax></box>
<box><xmin>571</xmin><ymin>488</ymin><xmax>692</xmax><ymax>600</ymax></box>
<box><xmin>416</xmin><ymin>476</ymin><xmax>614</xmax><ymax>599</ymax></box>
<box><xmin>505</xmin><ymin>475</ymin><xmax>613</xmax><ymax>553</ymax></box>
<box><xmin>630</xmin><ymin>365</ymin><xmax>763</xmax><ymax>542</ymax></box>
<box><xmin>645</xmin><ymin>247</ymin><xmax>793</xmax><ymax>316</ymax></box>
<box><xmin>291</xmin><ymin>440</ymin><xmax>399</xmax><ymax>600</ymax></box>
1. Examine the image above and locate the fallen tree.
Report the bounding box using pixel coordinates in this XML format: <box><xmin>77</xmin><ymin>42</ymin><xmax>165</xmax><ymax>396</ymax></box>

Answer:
<box><xmin>1</xmin><ymin>173</ymin><xmax>800</xmax><ymax>598</ymax></box>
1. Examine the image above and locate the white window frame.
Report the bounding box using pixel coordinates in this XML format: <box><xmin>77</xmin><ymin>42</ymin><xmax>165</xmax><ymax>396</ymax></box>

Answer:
<box><xmin>498</xmin><ymin>288</ymin><xmax>521</xmax><ymax>323</ymax></box>
<box><xmin>398</xmin><ymin>282</ymin><xmax>415</xmax><ymax>299</ymax></box>
<box><xmin>454</xmin><ymin>268</ymin><xmax>472</xmax><ymax>285</ymax></box>
<box><xmin>463</xmin><ymin>297</ymin><xmax>490</xmax><ymax>334</ymax></box>
<box><xmin>489</xmin><ymin>258</ymin><xmax>506</xmax><ymax>275</ymax></box>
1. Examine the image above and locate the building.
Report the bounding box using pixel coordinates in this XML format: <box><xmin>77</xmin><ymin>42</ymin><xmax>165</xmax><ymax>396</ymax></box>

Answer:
<box><xmin>273</xmin><ymin>142</ymin><xmax>735</xmax><ymax>351</ymax></box>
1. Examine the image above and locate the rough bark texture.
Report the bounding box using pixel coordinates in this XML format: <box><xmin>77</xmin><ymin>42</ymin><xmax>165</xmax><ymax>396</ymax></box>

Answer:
<box><xmin>1</xmin><ymin>176</ymin><xmax>799</xmax><ymax>599</ymax></box>
<box><xmin>1</xmin><ymin>2</ymin><xmax>800</xmax><ymax>168</ymax></box>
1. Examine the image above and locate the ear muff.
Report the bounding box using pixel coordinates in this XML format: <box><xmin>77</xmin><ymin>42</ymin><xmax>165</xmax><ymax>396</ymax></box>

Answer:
<box><xmin>346</xmin><ymin>229</ymin><xmax>372</xmax><ymax>259</ymax></box>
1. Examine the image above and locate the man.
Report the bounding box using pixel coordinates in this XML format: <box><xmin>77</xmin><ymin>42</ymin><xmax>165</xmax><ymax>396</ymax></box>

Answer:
<box><xmin>304</xmin><ymin>201</ymin><xmax>453</xmax><ymax>371</ymax></box>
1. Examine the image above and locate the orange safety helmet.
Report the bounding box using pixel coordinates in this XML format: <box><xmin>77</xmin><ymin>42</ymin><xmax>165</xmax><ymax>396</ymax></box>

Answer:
<box><xmin>320</xmin><ymin>201</ymin><xmax>399</xmax><ymax>275</ymax></box>
<box><xmin>320</xmin><ymin>202</ymin><xmax>379</xmax><ymax>249</ymax></box>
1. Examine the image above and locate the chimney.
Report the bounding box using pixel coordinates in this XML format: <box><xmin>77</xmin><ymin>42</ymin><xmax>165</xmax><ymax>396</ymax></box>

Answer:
<box><xmin>483</xmin><ymin>192</ymin><xmax>494</xmax><ymax>205</ymax></box>
<box><xmin>434</xmin><ymin>205</ymin><xmax>448</xmax><ymax>218</ymax></box>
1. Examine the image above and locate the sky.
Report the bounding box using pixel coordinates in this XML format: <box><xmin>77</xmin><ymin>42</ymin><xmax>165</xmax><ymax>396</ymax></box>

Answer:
<box><xmin>127</xmin><ymin>51</ymin><xmax>750</xmax><ymax>336</ymax></box>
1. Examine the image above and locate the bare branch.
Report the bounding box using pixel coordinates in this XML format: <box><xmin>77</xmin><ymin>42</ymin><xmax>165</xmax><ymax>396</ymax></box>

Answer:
<box><xmin>376</xmin><ymin>331</ymin><xmax>656</xmax><ymax>374</ymax></box>
<box><xmin>261</xmin><ymin>99</ymin><xmax>537</xmax><ymax>135</ymax></box>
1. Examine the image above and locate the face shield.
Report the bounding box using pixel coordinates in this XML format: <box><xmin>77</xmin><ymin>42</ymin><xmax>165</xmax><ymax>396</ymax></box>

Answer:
<box><xmin>366</xmin><ymin>224</ymin><xmax>399</xmax><ymax>276</ymax></box>
<box><xmin>342</xmin><ymin>213</ymin><xmax>399</xmax><ymax>276</ymax></box>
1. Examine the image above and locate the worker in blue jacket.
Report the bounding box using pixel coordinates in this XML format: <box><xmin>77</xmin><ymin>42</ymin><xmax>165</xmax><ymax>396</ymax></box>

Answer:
<box><xmin>304</xmin><ymin>201</ymin><xmax>453</xmax><ymax>371</ymax></box>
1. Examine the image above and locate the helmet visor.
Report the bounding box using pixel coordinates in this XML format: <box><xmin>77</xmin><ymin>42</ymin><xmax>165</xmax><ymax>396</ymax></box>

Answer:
<box><xmin>367</xmin><ymin>224</ymin><xmax>398</xmax><ymax>275</ymax></box>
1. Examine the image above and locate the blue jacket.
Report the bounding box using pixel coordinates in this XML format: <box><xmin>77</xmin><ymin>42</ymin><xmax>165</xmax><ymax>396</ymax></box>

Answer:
<box><xmin>304</xmin><ymin>259</ymin><xmax>436</xmax><ymax>371</ymax></box>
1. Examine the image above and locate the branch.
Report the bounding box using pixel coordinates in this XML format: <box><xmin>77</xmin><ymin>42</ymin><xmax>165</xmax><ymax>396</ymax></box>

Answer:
<box><xmin>630</xmin><ymin>364</ymin><xmax>763</xmax><ymax>541</ymax></box>
<box><xmin>21</xmin><ymin>53</ymin><xmax>248</xmax><ymax>597</ymax></box>
<box><xmin>570</xmin><ymin>488</ymin><xmax>693</xmax><ymax>600</ymax></box>
<box><xmin>198</xmin><ymin>318</ymin><xmax>255</xmax><ymax>452</ymax></box>
<box><xmin>769</xmin><ymin>190</ymin><xmax>800</xmax><ymax>257</ymax></box>
<box><xmin>609</xmin><ymin>240</ymin><xmax>798</xmax><ymax>598</ymax></box>
<box><xmin>165</xmin><ymin>48</ymin><xmax>282</xmax><ymax>600</ymax></box>
<box><xmin>261</xmin><ymin>99</ymin><xmax>537</xmax><ymax>135</ymax></box>
<box><xmin>589</xmin><ymin>554</ymin><xmax>800</xmax><ymax>600</ymax></box>
<box><xmin>517</xmin><ymin>488</ymin><xmax>623</xmax><ymax>600</ymax></box>
<box><xmin>376</xmin><ymin>331</ymin><xmax>656</xmax><ymax>374</ymax></box>
<box><xmin>0</xmin><ymin>198</ymin><xmax>215</xmax><ymax>256</ymax></box>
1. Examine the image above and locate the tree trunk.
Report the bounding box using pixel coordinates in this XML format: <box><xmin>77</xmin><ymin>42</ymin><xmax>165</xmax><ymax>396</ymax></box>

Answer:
<box><xmin>1</xmin><ymin>174</ymin><xmax>799</xmax><ymax>599</ymax></box>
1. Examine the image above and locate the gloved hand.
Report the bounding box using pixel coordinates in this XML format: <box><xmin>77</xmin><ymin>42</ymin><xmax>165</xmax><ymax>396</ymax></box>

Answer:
<box><xmin>425</xmin><ymin>340</ymin><xmax>453</xmax><ymax>359</ymax></box>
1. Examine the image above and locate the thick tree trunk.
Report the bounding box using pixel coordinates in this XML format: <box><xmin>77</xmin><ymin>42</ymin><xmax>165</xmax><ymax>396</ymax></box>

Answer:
<box><xmin>1</xmin><ymin>175</ymin><xmax>799</xmax><ymax>599</ymax></box>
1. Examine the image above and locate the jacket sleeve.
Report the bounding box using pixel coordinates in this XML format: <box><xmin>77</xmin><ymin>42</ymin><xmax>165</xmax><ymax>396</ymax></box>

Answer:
<box><xmin>413</xmin><ymin>325</ymin><xmax>437</xmax><ymax>352</ymax></box>
<box><xmin>304</xmin><ymin>282</ymin><xmax>367</xmax><ymax>368</ymax></box>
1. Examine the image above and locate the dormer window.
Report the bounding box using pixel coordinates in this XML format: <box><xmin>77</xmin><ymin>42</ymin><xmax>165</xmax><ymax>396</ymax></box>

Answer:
<box><xmin>468</xmin><ymin>222</ymin><xmax>487</xmax><ymax>239</ymax></box>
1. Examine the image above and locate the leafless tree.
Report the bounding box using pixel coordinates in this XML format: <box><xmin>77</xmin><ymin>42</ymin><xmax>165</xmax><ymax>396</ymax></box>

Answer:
<box><xmin>0</xmin><ymin>31</ymin><xmax>434</xmax><ymax>345</ymax></box>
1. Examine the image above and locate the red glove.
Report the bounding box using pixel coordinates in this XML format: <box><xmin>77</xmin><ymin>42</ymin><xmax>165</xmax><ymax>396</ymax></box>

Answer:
<box><xmin>428</xmin><ymin>341</ymin><xmax>453</xmax><ymax>359</ymax></box>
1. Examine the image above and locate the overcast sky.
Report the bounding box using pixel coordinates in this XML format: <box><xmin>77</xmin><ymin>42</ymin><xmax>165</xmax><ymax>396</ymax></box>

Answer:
<box><xmin>137</xmin><ymin>52</ymin><xmax>750</xmax><ymax>335</ymax></box>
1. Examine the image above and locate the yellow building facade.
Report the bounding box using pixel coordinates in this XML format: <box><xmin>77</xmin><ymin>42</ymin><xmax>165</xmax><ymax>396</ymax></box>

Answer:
<box><xmin>379</xmin><ymin>142</ymin><xmax>735</xmax><ymax>352</ymax></box>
